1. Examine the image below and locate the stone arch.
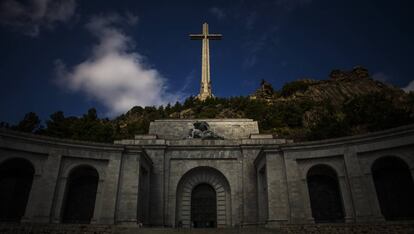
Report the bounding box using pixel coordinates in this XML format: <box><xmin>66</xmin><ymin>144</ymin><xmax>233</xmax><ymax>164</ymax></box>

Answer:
<box><xmin>62</xmin><ymin>165</ymin><xmax>99</xmax><ymax>223</ymax></box>
<box><xmin>63</xmin><ymin>162</ymin><xmax>104</xmax><ymax>181</ymax></box>
<box><xmin>176</xmin><ymin>166</ymin><xmax>231</xmax><ymax>228</ymax></box>
<box><xmin>0</xmin><ymin>158</ymin><xmax>35</xmax><ymax>222</ymax></box>
<box><xmin>307</xmin><ymin>164</ymin><xmax>344</xmax><ymax>223</ymax></box>
<box><xmin>372</xmin><ymin>156</ymin><xmax>414</xmax><ymax>220</ymax></box>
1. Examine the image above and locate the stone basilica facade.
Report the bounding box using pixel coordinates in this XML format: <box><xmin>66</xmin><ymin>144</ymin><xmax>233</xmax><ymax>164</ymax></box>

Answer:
<box><xmin>1</xmin><ymin>119</ymin><xmax>414</xmax><ymax>230</ymax></box>
<box><xmin>1</xmin><ymin>23</ymin><xmax>414</xmax><ymax>232</ymax></box>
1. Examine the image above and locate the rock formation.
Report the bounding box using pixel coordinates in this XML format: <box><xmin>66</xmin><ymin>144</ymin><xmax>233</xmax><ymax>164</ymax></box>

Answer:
<box><xmin>251</xmin><ymin>66</ymin><xmax>404</xmax><ymax>106</ymax></box>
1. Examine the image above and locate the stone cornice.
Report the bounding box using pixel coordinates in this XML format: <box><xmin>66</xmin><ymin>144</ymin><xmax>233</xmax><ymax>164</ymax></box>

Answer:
<box><xmin>0</xmin><ymin>128</ymin><xmax>124</xmax><ymax>152</ymax></box>
<box><xmin>2</xmin><ymin>124</ymin><xmax>414</xmax><ymax>155</ymax></box>
<box><xmin>281</xmin><ymin>124</ymin><xmax>414</xmax><ymax>151</ymax></box>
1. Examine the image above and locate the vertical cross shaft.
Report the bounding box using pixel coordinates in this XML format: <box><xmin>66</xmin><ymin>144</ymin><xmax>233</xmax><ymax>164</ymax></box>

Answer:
<box><xmin>190</xmin><ymin>23</ymin><xmax>222</xmax><ymax>100</ymax></box>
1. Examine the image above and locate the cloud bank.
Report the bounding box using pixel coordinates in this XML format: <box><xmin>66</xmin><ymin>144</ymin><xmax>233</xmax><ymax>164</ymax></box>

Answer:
<box><xmin>403</xmin><ymin>80</ymin><xmax>414</xmax><ymax>93</ymax></box>
<box><xmin>56</xmin><ymin>14</ymin><xmax>180</xmax><ymax>116</ymax></box>
<box><xmin>0</xmin><ymin>0</ymin><xmax>76</xmax><ymax>36</ymax></box>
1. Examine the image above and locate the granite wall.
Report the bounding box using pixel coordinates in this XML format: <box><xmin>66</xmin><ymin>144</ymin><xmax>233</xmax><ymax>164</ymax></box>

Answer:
<box><xmin>0</xmin><ymin>130</ymin><xmax>152</xmax><ymax>225</ymax></box>
<box><xmin>1</xmin><ymin>120</ymin><xmax>414</xmax><ymax>230</ymax></box>
<box><xmin>255</xmin><ymin>125</ymin><xmax>414</xmax><ymax>226</ymax></box>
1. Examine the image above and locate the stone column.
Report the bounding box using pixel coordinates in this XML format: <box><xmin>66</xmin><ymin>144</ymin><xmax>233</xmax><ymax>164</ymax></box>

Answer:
<box><xmin>343</xmin><ymin>148</ymin><xmax>383</xmax><ymax>221</ymax></box>
<box><xmin>265</xmin><ymin>152</ymin><xmax>289</xmax><ymax>226</ymax></box>
<box><xmin>285</xmin><ymin>156</ymin><xmax>313</xmax><ymax>223</ymax></box>
<box><xmin>23</xmin><ymin>152</ymin><xmax>62</xmax><ymax>223</ymax></box>
<box><xmin>96</xmin><ymin>155</ymin><xmax>122</xmax><ymax>224</ymax></box>
<box><xmin>91</xmin><ymin>179</ymin><xmax>105</xmax><ymax>224</ymax></box>
<box><xmin>364</xmin><ymin>173</ymin><xmax>385</xmax><ymax>221</ymax></box>
<box><xmin>337</xmin><ymin>175</ymin><xmax>355</xmax><ymax>222</ymax></box>
<box><xmin>116</xmin><ymin>152</ymin><xmax>141</xmax><ymax>225</ymax></box>
<box><xmin>51</xmin><ymin>176</ymin><xmax>68</xmax><ymax>223</ymax></box>
<box><xmin>240</xmin><ymin>147</ymin><xmax>260</xmax><ymax>225</ymax></box>
<box><xmin>21</xmin><ymin>172</ymin><xmax>42</xmax><ymax>223</ymax></box>
<box><xmin>300</xmin><ymin>177</ymin><xmax>315</xmax><ymax>223</ymax></box>
<box><xmin>145</xmin><ymin>148</ymin><xmax>166</xmax><ymax>226</ymax></box>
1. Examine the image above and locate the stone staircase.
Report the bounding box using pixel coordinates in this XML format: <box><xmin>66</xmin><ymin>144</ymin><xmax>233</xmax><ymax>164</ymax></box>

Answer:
<box><xmin>0</xmin><ymin>224</ymin><xmax>283</xmax><ymax>234</ymax></box>
<box><xmin>3</xmin><ymin>223</ymin><xmax>414</xmax><ymax>234</ymax></box>
<box><xmin>111</xmin><ymin>227</ymin><xmax>281</xmax><ymax>234</ymax></box>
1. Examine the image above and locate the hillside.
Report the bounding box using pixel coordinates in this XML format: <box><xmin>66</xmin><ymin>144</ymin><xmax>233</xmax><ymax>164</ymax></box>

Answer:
<box><xmin>251</xmin><ymin>66</ymin><xmax>404</xmax><ymax>104</ymax></box>
<box><xmin>3</xmin><ymin>66</ymin><xmax>414</xmax><ymax>143</ymax></box>
<box><xmin>114</xmin><ymin>66</ymin><xmax>413</xmax><ymax>141</ymax></box>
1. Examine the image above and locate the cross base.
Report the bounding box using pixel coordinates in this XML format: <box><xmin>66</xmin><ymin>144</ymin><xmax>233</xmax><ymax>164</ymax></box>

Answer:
<box><xmin>197</xmin><ymin>92</ymin><xmax>214</xmax><ymax>101</ymax></box>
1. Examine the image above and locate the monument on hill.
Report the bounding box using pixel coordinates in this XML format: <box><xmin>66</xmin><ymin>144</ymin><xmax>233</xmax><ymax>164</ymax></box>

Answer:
<box><xmin>190</xmin><ymin>22</ymin><xmax>222</xmax><ymax>100</ymax></box>
<box><xmin>1</xmin><ymin>24</ymin><xmax>414</xmax><ymax>234</ymax></box>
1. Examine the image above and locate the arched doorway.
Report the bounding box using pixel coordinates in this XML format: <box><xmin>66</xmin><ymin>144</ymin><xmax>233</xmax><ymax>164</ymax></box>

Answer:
<box><xmin>372</xmin><ymin>156</ymin><xmax>414</xmax><ymax>220</ymax></box>
<box><xmin>62</xmin><ymin>165</ymin><xmax>99</xmax><ymax>223</ymax></box>
<box><xmin>0</xmin><ymin>158</ymin><xmax>34</xmax><ymax>222</ymax></box>
<box><xmin>307</xmin><ymin>164</ymin><xmax>344</xmax><ymax>223</ymax></box>
<box><xmin>176</xmin><ymin>166</ymin><xmax>231</xmax><ymax>228</ymax></box>
<box><xmin>191</xmin><ymin>183</ymin><xmax>216</xmax><ymax>228</ymax></box>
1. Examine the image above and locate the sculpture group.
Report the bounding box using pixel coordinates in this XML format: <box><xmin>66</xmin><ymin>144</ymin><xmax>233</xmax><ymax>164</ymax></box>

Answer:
<box><xmin>187</xmin><ymin>121</ymin><xmax>223</xmax><ymax>139</ymax></box>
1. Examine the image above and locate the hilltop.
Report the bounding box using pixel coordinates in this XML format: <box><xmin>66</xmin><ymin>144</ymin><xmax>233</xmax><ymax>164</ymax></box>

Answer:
<box><xmin>114</xmin><ymin>66</ymin><xmax>413</xmax><ymax>141</ymax></box>
<box><xmin>3</xmin><ymin>66</ymin><xmax>414</xmax><ymax>142</ymax></box>
<box><xmin>251</xmin><ymin>66</ymin><xmax>404</xmax><ymax>104</ymax></box>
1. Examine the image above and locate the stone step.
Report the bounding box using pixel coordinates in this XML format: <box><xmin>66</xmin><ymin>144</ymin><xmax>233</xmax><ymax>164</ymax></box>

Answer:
<box><xmin>0</xmin><ymin>224</ymin><xmax>283</xmax><ymax>234</ymax></box>
<box><xmin>3</xmin><ymin>223</ymin><xmax>414</xmax><ymax>234</ymax></box>
<box><xmin>112</xmin><ymin>228</ymin><xmax>281</xmax><ymax>234</ymax></box>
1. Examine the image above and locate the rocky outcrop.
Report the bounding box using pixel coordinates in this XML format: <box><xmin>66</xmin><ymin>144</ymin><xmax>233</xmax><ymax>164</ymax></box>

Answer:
<box><xmin>251</xmin><ymin>66</ymin><xmax>404</xmax><ymax>106</ymax></box>
<box><xmin>250</xmin><ymin>79</ymin><xmax>277</xmax><ymax>101</ymax></box>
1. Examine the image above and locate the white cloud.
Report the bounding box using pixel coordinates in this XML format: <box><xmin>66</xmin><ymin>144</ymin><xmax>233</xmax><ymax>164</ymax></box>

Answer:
<box><xmin>403</xmin><ymin>80</ymin><xmax>414</xmax><ymax>93</ymax></box>
<box><xmin>209</xmin><ymin>7</ymin><xmax>225</xmax><ymax>20</ymax></box>
<box><xmin>55</xmin><ymin>14</ymin><xmax>181</xmax><ymax>116</ymax></box>
<box><xmin>0</xmin><ymin>0</ymin><xmax>76</xmax><ymax>36</ymax></box>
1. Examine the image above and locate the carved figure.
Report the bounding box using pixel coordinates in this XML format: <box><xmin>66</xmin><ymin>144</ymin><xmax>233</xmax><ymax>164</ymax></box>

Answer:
<box><xmin>188</xmin><ymin>121</ymin><xmax>223</xmax><ymax>139</ymax></box>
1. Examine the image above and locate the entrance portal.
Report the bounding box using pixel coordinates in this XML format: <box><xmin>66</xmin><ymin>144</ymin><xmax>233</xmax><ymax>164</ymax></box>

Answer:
<box><xmin>191</xmin><ymin>183</ymin><xmax>216</xmax><ymax>228</ymax></box>
<box><xmin>372</xmin><ymin>156</ymin><xmax>414</xmax><ymax>220</ymax></box>
<box><xmin>62</xmin><ymin>166</ymin><xmax>99</xmax><ymax>223</ymax></box>
<box><xmin>0</xmin><ymin>158</ymin><xmax>34</xmax><ymax>222</ymax></box>
<box><xmin>176</xmin><ymin>166</ymin><xmax>231</xmax><ymax>227</ymax></box>
<box><xmin>307</xmin><ymin>165</ymin><xmax>344</xmax><ymax>223</ymax></box>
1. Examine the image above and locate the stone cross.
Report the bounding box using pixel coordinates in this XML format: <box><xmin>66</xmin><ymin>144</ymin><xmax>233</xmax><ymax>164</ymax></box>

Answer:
<box><xmin>190</xmin><ymin>22</ymin><xmax>222</xmax><ymax>101</ymax></box>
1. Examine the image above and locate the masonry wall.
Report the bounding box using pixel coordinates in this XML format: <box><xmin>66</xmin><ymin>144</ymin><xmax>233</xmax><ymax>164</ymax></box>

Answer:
<box><xmin>0</xmin><ymin>130</ymin><xmax>152</xmax><ymax>225</ymax></box>
<box><xmin>165</xmin><ymin>145</ymin><xmax>243</xmax><ymax>227</ymax></box>
<box><xmin>134</xmin><ymin>139</ymin><xmax>273</xmax><ymax>227</ymax></box>
<box><xmin>1</xmin><ymin>123</ymin><xmax>414</xmax><ymax>229</ymax></box>
<box><xmin>257</xmin><ymin>125</ymin><xmax>414</xmax><ymax>226</ymax></box>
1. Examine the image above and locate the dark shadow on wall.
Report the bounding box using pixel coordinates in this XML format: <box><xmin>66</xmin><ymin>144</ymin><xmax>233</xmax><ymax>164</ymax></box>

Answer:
<box><xmin>372</xmin><ymin>156</ymin><xmax>414</xmax><ymax>220</ymax></box>
<box><xmin>307</xmin><ymin>164</ymin><xmax>345</xmax><ymax>223</ymax></box>
<box><xmin>62</xmin><ymin>165</ymin><xmax>99</xmax><ymax>224</ymax></box>
<box><xmin>0</xmin><ymin>158</ymin><xmax>34</xmax><ymax>222</ymax></box>
<box><xmin>191</xmin><ymin>183</ymin><xmax>217</xmax><ymax>228</ymax></box>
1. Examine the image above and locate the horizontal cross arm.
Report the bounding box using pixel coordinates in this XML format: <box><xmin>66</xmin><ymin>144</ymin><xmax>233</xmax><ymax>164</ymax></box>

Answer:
<box><xmin>190</xmin><ymin>34</ymin><xmax>204</xmax><ymax>40</ymax></box>
<box><xmin>207</xmin><ymin>34</ymin><xmax>222</xmax><ymax>40</ymax></box>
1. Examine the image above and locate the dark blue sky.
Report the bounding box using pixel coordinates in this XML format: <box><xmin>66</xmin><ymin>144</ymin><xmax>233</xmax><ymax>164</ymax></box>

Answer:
<box><xmin>1</xmin><ymin>0</ymin><xmax>413</xmax><ymax>123</ymax></box>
